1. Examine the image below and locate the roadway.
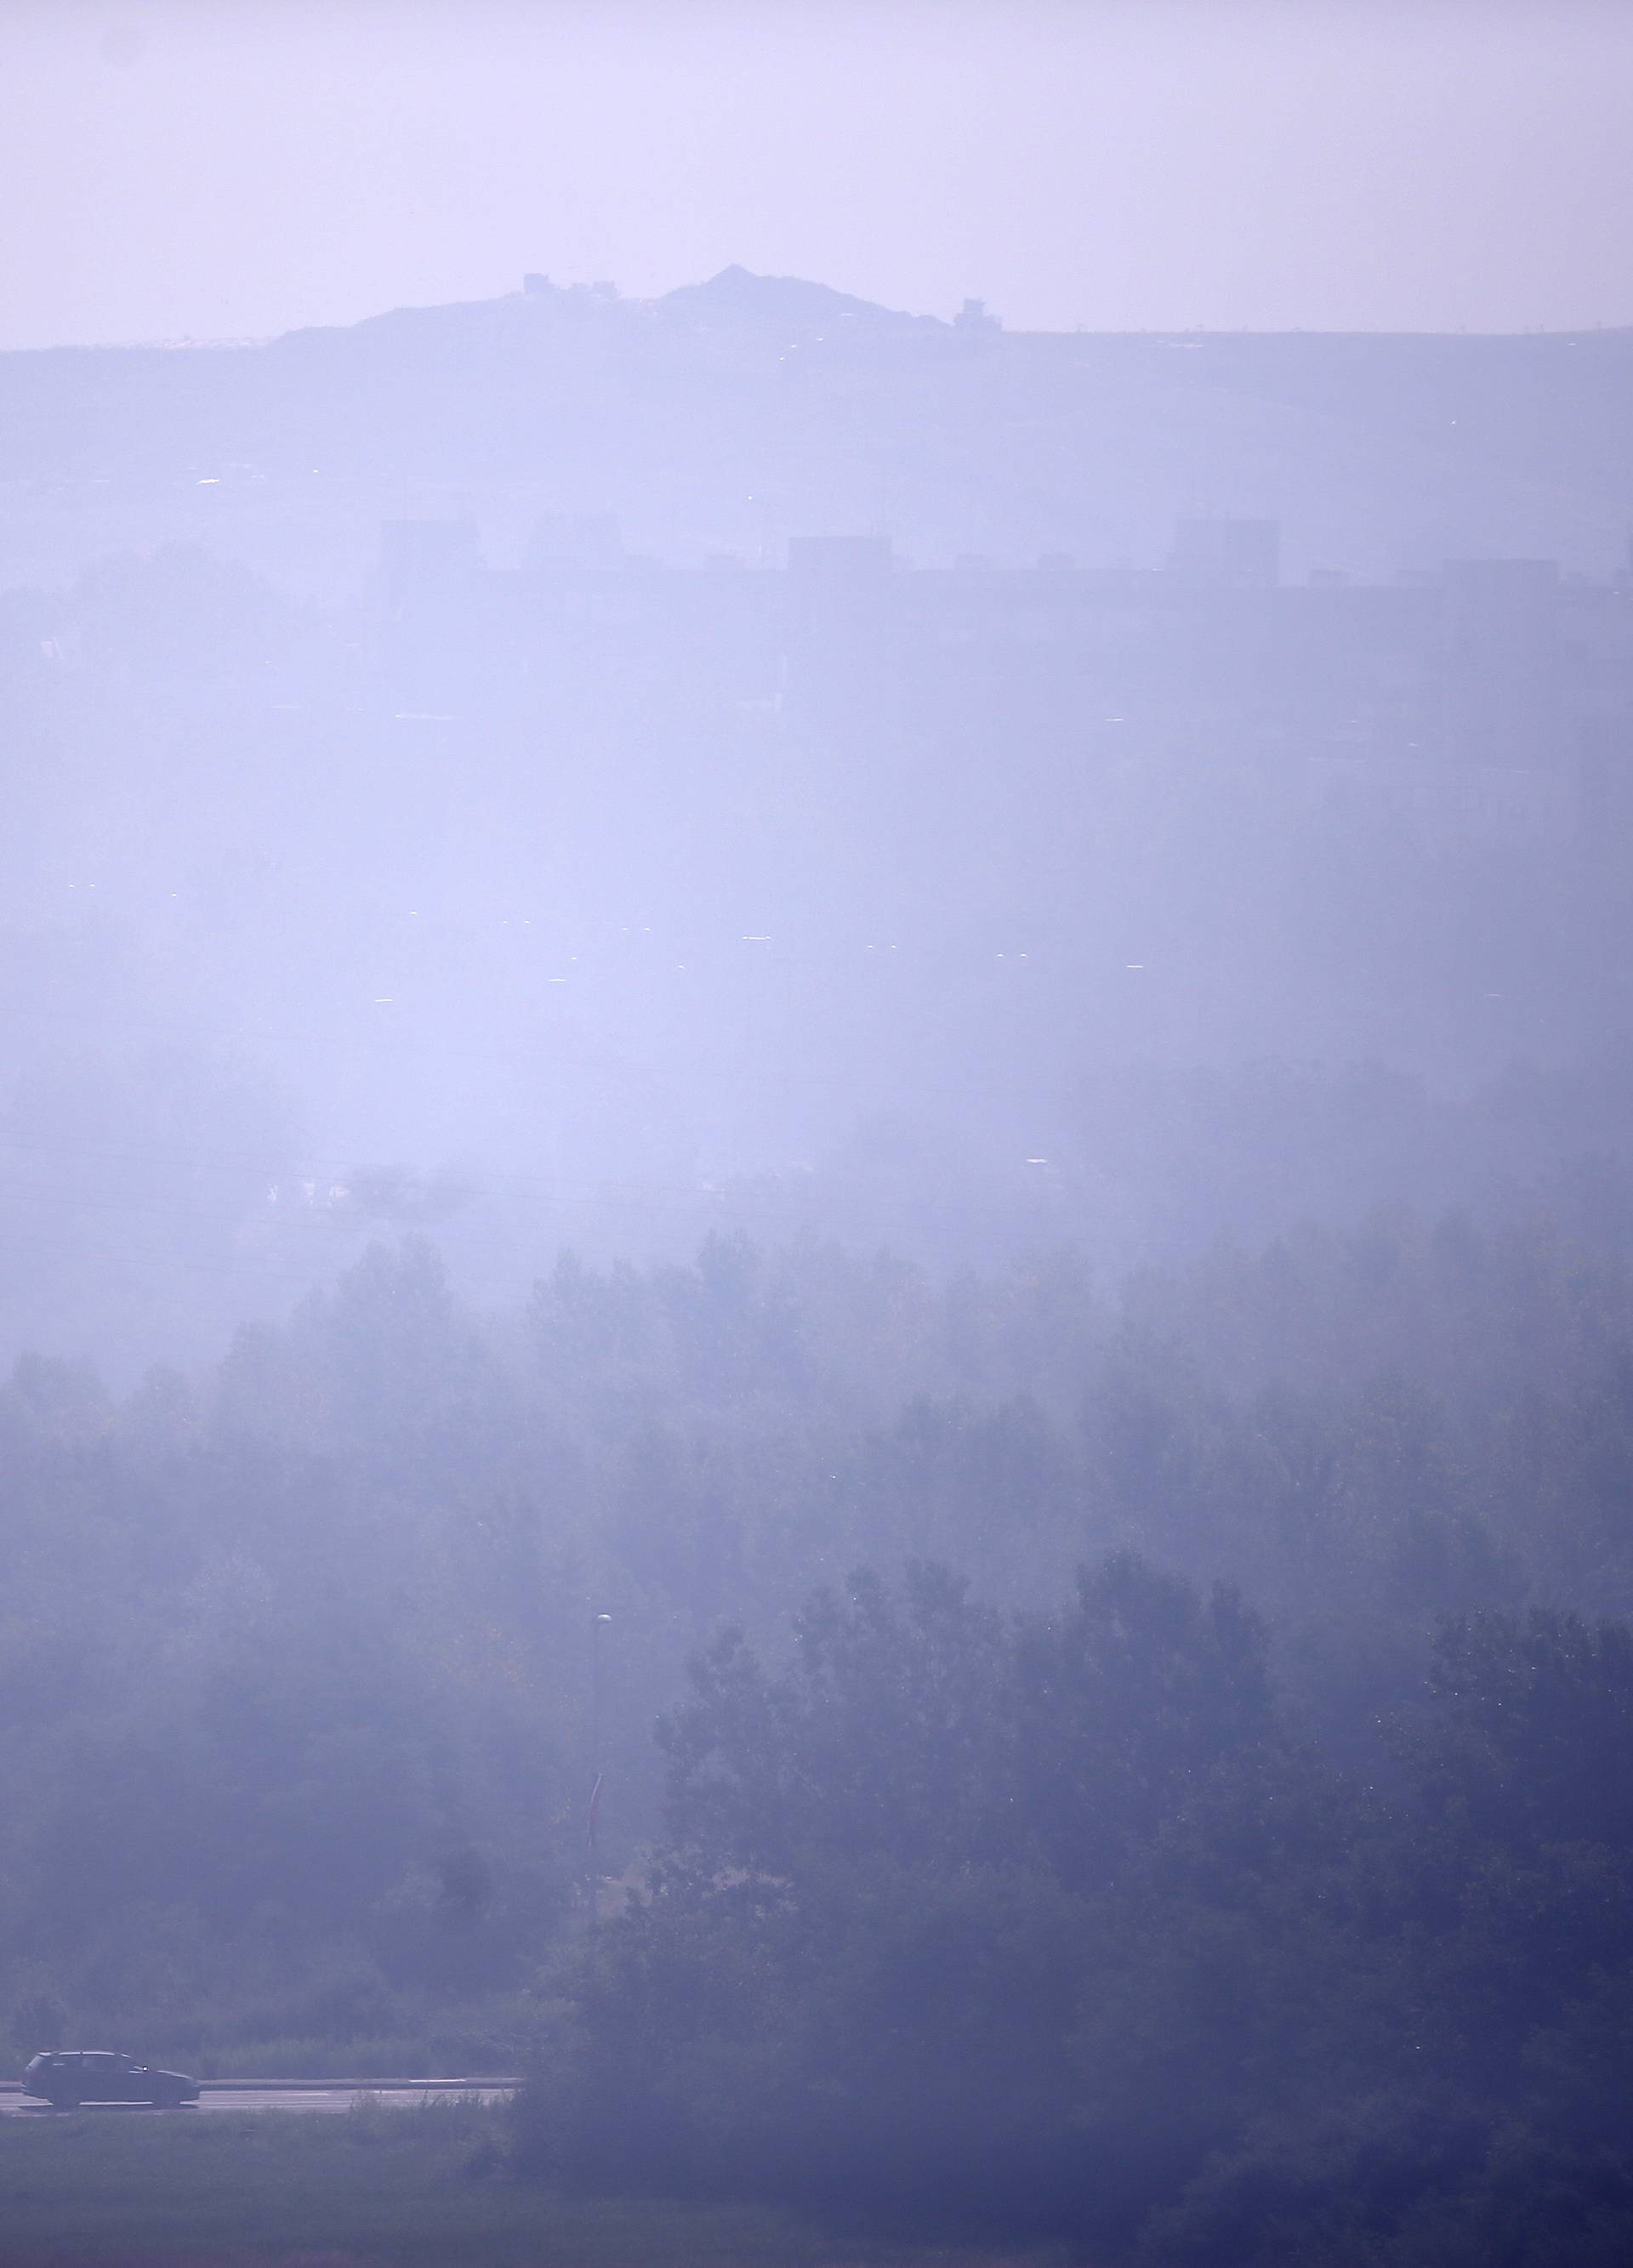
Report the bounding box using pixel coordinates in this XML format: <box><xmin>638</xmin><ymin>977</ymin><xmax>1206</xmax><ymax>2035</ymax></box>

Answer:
<box><xmin>0</xmin><ymin>2080</ymin><xmax>517</xmax><ymax>2117</ymax></box>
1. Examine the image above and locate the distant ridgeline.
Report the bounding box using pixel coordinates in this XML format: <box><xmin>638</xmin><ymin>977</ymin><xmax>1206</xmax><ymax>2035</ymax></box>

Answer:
<box><xmin>3</xmin><ymin>265</ymin><xmax>1633</xmax><ymax>592</ymax></box>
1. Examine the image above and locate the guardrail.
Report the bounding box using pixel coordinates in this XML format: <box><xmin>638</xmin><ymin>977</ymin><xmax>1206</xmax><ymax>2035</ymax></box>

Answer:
<box><xmin>2</xmin><ymin>2077</ymin><xmax>521</xmax><ymax>2094</ymax></box>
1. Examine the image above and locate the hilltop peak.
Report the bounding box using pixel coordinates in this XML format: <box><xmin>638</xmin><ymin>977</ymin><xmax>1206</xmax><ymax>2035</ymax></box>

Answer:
<box><xmin>657</xmin><ymin>265</ymin><xmax>927</xmax><ymax>329</ymax></box>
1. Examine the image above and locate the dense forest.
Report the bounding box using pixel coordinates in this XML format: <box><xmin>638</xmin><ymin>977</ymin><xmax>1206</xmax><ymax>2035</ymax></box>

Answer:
<box><xmin>8</xmin><ymin>1164</ymin><xmax>1633</xmax><ymax>2258</ymax></box>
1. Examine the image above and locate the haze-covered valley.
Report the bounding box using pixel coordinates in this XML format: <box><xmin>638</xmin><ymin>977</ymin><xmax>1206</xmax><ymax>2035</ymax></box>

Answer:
<box><xmin>4</xmin><ymin>268</ymin><xmax>1633</xmax><ymax>1373</ymax></box>
<box><xmin>11</xmin><ymin>198</ymin><xmax>1633</xmax><ymax>2263</ymax></box>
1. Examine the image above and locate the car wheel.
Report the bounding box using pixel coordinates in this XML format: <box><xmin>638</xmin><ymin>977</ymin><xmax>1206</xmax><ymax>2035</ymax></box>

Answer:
<box><xmin>45</xmin><ymin>2093</ymin><xmax>80</xmax><ymax>2112</ymax></box>
<box><xmin>151</xmin><ymin>2088</ymin><xmax>184</xmax><ymax>2109</ymax></box>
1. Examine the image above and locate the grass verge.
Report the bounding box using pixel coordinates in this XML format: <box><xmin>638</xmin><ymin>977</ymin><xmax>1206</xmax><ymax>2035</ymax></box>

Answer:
<box><xmin>0</xmin><ymin>2098</ymin><xmax>1055</xmax><ymax>2268</ymax></box>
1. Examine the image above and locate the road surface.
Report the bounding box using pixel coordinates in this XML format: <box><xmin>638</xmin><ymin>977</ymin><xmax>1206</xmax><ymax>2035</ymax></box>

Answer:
<box><xmin>0</xmin><ymin>2082</ymin><xmax>515</xmax><ymax>2117</ymax></box>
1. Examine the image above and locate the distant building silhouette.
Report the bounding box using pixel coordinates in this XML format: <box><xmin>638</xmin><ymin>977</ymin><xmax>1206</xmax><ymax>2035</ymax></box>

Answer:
<box><xmin>786</xmin><ymin>535</ymin><xmax>895</xmax><ymax>587</ymax></box>
<box><xmin>1441</xmin><ymin>559</ymin><xmax>1559</xmax><ymax>767</ymax></box>
<box><xmin>362</xmin><ymin>511</ymin><xmax>1633</xmax><ymax>844</ymax></box>
<box><xmin>524</xmin><ymin>513</ymin><xmax>625</xmax><ymax>572</ymax></box>
<box><xmin>1167</xmin><ymin>519</ymin><xmax>1281</xmax><ymax>589</ymax></box>
<box><xmin>379</xmin><ymin>519</ymin><xmax>481</xmax><ymax>610</ymax></box>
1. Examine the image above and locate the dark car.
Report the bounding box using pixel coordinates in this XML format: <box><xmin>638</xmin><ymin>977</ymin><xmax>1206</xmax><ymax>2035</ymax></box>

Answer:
<box><xmin>21</xmin><ymin>2051</ymin><xmax>200</xmax><ymax>2109</ymax></box>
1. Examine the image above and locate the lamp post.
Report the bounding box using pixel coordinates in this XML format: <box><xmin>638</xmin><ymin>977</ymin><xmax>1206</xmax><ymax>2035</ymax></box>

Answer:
<box><xmin>587</xmin><ymin>1612</ymin><xmax>612</xmax><ymax>1933</ymax></box>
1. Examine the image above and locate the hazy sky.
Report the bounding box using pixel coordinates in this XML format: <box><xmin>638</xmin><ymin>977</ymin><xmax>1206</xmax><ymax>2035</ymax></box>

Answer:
<box><xmin>3</xmin><ymin>0</ymin><xmax>1631</xmax><ymax>350</ymax></box>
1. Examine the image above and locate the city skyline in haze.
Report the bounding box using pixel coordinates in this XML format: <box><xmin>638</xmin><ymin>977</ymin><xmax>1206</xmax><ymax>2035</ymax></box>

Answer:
<box><xmin>3</xmin><ymin>0</ymin><xmax>1632</xmax><ymax>352</ymax></box>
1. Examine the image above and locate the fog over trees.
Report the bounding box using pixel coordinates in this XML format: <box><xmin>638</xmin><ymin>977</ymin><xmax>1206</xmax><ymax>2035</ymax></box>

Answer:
<box><xmin>8</xmin><ymin>262</ymin><xmax>1633</xmax><ymax>2262</ymax></box>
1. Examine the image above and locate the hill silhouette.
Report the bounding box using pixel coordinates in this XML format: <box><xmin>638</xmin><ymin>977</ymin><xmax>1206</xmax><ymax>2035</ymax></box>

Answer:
<box><xmin>3</xmin><ymin>268</ymin><xmax>1630</xmax><ymax>591</ymax></box>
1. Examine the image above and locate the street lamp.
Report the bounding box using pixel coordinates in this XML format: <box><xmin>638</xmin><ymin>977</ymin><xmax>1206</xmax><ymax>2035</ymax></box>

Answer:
<box><xmin>587</xmin><ymin>1613</ymin><xmax>612</xmax><ymax>1931</ymax></box>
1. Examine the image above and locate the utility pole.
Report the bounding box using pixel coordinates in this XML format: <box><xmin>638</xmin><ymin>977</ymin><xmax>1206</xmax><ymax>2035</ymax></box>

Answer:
<box><xmin>586</xmin><ymin>1611</ymin><xmax>612</xmax><ymax>1933</ymax></box>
